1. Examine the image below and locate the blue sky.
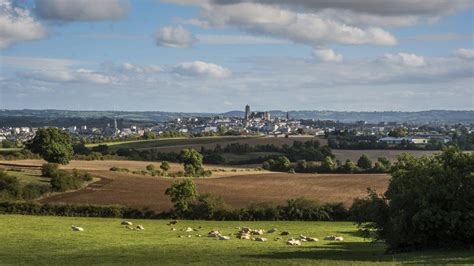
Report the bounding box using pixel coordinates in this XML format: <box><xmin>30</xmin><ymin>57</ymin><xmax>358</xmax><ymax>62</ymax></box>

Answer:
<box><xmin>1</xmin><ymin>0</ymin><xmax>473</xmax><ymax>112</ymax></box>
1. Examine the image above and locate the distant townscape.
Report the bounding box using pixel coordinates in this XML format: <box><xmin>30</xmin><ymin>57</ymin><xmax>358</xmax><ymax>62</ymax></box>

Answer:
<box><xmin>1</xmin><ymin>106</ymin><xmax>472</xmax><ymax>150</ymax></box>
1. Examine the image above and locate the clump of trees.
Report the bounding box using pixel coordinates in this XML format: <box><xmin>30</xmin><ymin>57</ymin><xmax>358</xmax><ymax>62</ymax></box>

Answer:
<box><xmin>25</xmin><ymin>128</ymin><xmax>74</xmax><ymax>164</ymax></box>
<box><xmin>351</xmin><ymin>147</ymin><xmax>474</xmax><ymax>251</ymax></box>
<box><xmin>179</xmin><ymin>149</ymin><xmax>212</xmax><ymax>177</ymax></box>
<box><xmin>165</xmin><ymin>179</ymin><xmax>198</xmax><ymax>216</ymax></box>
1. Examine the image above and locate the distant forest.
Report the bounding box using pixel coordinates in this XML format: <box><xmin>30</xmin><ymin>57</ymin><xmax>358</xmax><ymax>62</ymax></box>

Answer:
<box><xmin>1</xmin><ymin>109</ymin><xmax>473</xmax><ymax>127</ymax></box>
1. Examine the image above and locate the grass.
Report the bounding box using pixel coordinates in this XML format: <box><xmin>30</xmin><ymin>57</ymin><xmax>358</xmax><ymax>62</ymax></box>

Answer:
<box><xmin>0</xmin><ymin>215</ymin><xmax>472</xmax><ymax>265</ymax></box>
<box><xmin>4</xmin><ymin>169</ymin><xmax>49</xmax><ymax>185</ymax></box>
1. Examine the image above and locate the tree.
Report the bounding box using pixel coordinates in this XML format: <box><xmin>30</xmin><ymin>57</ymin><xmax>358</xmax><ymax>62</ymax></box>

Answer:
<box><xmin>143</xmin><ymin>131</ymin><xmax>156</xmax><ymax>140</ymax></box>
<box><xmin>320</xmin><ymin>156</ymin><xmax>336</xmax><ymax>172</ymax></box>
<box><xmin>178</xmin><ymin>149</ymin><xmax>204</xmax><ymax>176</ymax></box>
<box><xmin>160</xmin><ymin>161</ymin><xmax>171</xmax><ymax>173</ymax></box>
<box><xmin>377</xmin><ymin>157</ymin><xmax>391</xmax><ymax>169</ymax></box>
<box><xmin>25</xmin><ymin>128</ymin><xmax>73</xmax><ymax>164</ymax></box>
<box><xmin>165</xmin><ymin>179</ymin><xmax>198</xmax><ymax>215</ymax></box>
<box><xmin>342</xmin><ymin>159</ymin><xmax>358</xmax><ymax>173</ymax></box>
<box><xmin>357</xmin><ymin>154</ymin><xmax>372</xmax><ymax>169</ymax></box>
<box><xmin>354</xmin><ymin>147</ymin><xmax>474</xmax><ymax>251</ymax></box>
<box><xmin>388</xmin><ymin>128</ymin><xmax>408</xmax><ymax>137</ymax></box>
<box><xmin>1</xmin><ymin>139</ymin><xmax>15</xmax><ymax>148</ymax></box>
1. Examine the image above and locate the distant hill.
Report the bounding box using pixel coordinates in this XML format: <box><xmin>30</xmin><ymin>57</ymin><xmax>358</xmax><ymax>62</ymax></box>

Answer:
<box><xmin>0</xmin><ymin>109</ymin><xmax>473</xmax><ymax>127</ymax></box>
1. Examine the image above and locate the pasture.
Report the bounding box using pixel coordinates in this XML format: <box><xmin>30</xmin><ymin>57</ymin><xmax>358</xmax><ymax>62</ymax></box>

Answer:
<box><xmin>0</xmin><ymin>215</ymin><xmax>472</xmax><ymax>265</ymax></box>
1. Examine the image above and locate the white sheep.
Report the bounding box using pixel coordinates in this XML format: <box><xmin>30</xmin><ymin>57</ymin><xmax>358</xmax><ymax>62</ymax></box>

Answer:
<box><xmin>71</xmin><ymin>225</ymin><xmax>84</xmax><ymax>232</ymax></box>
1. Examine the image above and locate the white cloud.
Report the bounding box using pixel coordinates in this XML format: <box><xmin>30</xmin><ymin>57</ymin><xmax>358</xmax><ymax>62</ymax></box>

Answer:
<box><xmin>0</xmin><ymin>56</ymin><xmax>79</xmax><ymax>70</ymax></box>
<box><xmin>0</xmin><ymin>0</ymin><xmax>47</xmax><ymax>48</ymax></box>
<box><xmin>383</xmin><ymin>53</ymin><xmax>426</xmax><ymax>67</ymax></box>
<box><xmin>312</xmin><ymin>48</ymin><xmax>343</xmax><ymax>63</ymax></box>
<box><xmin>21</xmin><ymin>69</ymin><xmax>114</xmax><ymax>84</ymax></box>
<box><xmin>34</xmin><ymin>0</ymin><xmax>129</xmax><ymax>21</ymax></box>
<box><xmin>155</xmin><ymin>25</ymin><xmax>197</xmax><ymax>48</ymax></box>
<box><xmin>172</xmin><ymin>61</ymin><xmax>231</xmax><ymax>78</ymax></box>
<box><xmin>454</xmin><ymin>48</ymin><xmax>474</xmax><ymax>59</ymax></box>
<box><xmin>197</xmin><ymin>34</ymin><xmax>288</xmax><ymax>45</ymax></box>
<box><xmin>197</xmin><ymin>3</ymin><xmax>397</xmax><ymax>46</ymax></box>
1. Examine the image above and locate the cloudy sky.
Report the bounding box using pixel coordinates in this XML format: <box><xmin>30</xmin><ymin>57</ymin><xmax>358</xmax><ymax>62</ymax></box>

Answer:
<box><xmin>0</xmin><ymin>0</ymin><xmax>473</xmax><ymax>112</ymax></box>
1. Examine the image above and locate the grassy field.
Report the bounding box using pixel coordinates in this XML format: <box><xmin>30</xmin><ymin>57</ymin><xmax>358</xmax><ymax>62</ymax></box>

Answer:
<box><xmin>0</xmin><ymin>215</ymin><xmax>471</xmax><ymax>265</ymax></box>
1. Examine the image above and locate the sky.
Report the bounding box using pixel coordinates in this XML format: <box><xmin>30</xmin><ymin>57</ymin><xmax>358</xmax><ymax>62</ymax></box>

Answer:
<box><xmin>0</xmin><ymin>0</ymin><xmax>473</xmax><ymax>112</ymax></box>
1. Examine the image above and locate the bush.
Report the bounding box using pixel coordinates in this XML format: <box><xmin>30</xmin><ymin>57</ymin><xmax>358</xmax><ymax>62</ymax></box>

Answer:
<box><xmin>41</xmin><ymin>163</ymin><xmax>59</xmax><ymax>177</ymax></box>
<box><xmin>21</xmin><ymin>183</ymin><xmax>50</xmax><ymax>200</ymax></box>
<box><xmin>0</xmin><ymin>171</ymin><xmax>21</xmax><ymax>199</ymax></box>
<box><xmin>50</xmin><ymin>170</ymin><xmax>83</xmax><ymax>192</ymax></box>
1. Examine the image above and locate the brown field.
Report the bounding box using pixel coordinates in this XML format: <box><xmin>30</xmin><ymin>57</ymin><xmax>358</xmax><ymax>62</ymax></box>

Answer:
<box><xmin>333</xmin><ymin>149</ymin><xmax>440</xmax><ymax>162</ymax></box>
<box><xmin>136</xmin><ymin>136</ymin><xmax>326</xmax><ymax>153</ymax></box>
<box><xmin>1</xmin><ymin>159</ymin><xmax>389</xmax><ymax>212</ymax></box>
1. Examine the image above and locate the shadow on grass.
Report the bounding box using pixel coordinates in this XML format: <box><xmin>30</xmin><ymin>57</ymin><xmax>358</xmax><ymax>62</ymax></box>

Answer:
<box><xmin>244</xmin><ymin>242</ymin><xmax>474</xmax><ymax>264</ymax></box>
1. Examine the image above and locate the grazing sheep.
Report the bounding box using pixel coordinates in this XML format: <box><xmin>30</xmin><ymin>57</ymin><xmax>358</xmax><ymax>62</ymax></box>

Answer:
<box><xmin>251</xmin><ymin>229</ymin><xmax>265</xmax><ymax>235</ymax></box>
<box><xmin>185</xmin><ymin>227</ymin><xmax>194</xmax><ymax>232</ymax></box>
<box><xmin>136</xmin><ymin>225</ymin><xmax>145</xmax><ymax>230</ymax></box>
<box><xmin>286</xmin><ymin>239</ymin><xmax>301</xmax><ymax>246</ymax></box>
<box><xmin>255</xmin><ymin>237</ymin><xmax>267</xmax><ymax>242</ymax></box>
<box><xmin>71</xmin><ymin>225</ymin><xmax>84</xmax><ymax>232</ymax></box>
<box><xmin>280</xmin><ymin>231</ymin><xmax>290</xmax><ymax>236</ymax></box>
<box><xmin>171</xmin><ymin>228</ymin><xmax>177</xmax><ymax>231</ymax></box>
<box><xmin>335</xmin><ymin>236</ymin><xmax>344</xmax><ymax>241</ymax></box>
<box><xmin>324</xmin><ymin>235</ymin><xmax>336</xmax><ymax>240</ymax></box>
<box><xmin>307</xmin><ymin>237</ymin><xmax>319</xmax><ymax>242</ymax></box>
<box><xmin>121</xmin><ymin>221</ymin><xmax>133</xmax><ymax>226</ymax></box>
<box><xmin>208</xmin><ymin>230</ymin><xmax>221</xmax><ymax>237</ymax></box>
<box><xmin>125</xmin><ymin>225</ymin><xmax>135</xmax><ymax>230</ymax></box>
<box><xmin>237</xmin><ymin>233</ymin><xmax>251</xmax><ymax>240</ymax></box>
<box><xmin>219</xmin><ymin>235</ymin><xmax>230</xmax><ymax>240</ymax></box>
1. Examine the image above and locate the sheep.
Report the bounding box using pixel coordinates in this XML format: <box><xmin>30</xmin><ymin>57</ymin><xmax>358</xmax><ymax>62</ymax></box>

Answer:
<box><xmin>208</xmin><ymin>230</ymin><xmax>221</xmax><ymax>237</ymax></box>
<box><xmin>324</xmin><ymin>235</ymin><xmax>336</xmax><ymax>240</ymax></box>
<box><xmin>121</xmin><ymin>221</ymin><xmax>133</xmax><ymax>226</ymax></box>
<box><xmin>307</xmin><ymin>237</ymin><xmax>319</xmax><ymax>242</ymax></box>
<box><xmin>71</xmin><ymin>225</ymin><xmax>84</xmax><ymax>232</ymax></box>
<box><xmin>255</xmin><ymin>237</ymin><xmax>267</xmax><ymax>242</ymax></box>
<box><xmin>286</xmin><ymin>239</ymin><xmax>301</xmax><ymax>246</ymax></box>
<box><xmin>251</xmin><ymin>229</ymin><xmax>265</xmax><ymax>235</ymax></box>
<box><xmin>167</xmin><ymin>220</ymin><xmax>178</xmax><ymax>226</ymax></box>
<box><xmin>125</xmin><ymin>225</ymin><xmax>135</xmax><ymax>230</ymax></box>
<box><xmin>335</xmin><ymin>236</ymin><xmax>344</xmax><ymax>241</ymax></box>
<box><xmin>136</xmin><ymin>225</ymin><xmax>145</xmax><ymax>230</ymax></box>
<box><xmin>185</xmin><ymin>227</ymin><xmax>194</xmax><ymax>232</ymax></box>
<box><xmin>219</xmin><ymin>235</ymin><xmax>230</xmax><ymax>240</ymax></box>
<box><xmin>267</xmin><ymin>228</ymin><xmax>277</xmax><ymax>233</ymax></box>
<box><xmin>280</xmin><ymin>231</ymin><xmax>290</xmax><ymax>236</ymax></box>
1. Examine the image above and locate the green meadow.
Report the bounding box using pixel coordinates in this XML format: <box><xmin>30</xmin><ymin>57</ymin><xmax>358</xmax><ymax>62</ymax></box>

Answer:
<box><xmin>0</xmin><ymin>215</ymin><xmax>472</xmax><ymax>265</ymax></box>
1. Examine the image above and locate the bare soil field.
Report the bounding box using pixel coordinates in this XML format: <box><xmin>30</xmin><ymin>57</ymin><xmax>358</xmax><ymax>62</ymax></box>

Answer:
<box><xmin>38</xmin><ymin>172</ymin><xmax>388</xmax><ymax>211</ymax></box>
<box><xmin>333</xmin><ymin>149</ymin><xmax>440</xmax><ymax>162</ymax></box>
<box><xmin>1</xmin><ymin>160</ymin><xmax>388</xmax><ymax>212</ymax></box>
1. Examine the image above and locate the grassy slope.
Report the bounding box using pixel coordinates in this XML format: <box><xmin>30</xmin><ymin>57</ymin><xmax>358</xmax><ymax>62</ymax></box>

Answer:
<box><xmin>0</xmin><ymin>215</ymin><xmax>471</xmax><ymax>265</ymax></box>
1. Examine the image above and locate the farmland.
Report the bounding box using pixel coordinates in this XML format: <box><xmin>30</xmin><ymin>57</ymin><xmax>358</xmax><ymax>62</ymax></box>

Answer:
<box><xmin>0</xmin><ymin>214</ymin><xmax>472</xmax><ymax>265</ymax></box>
<box><xmin>1</xmin><ymin>160</ymin><xmax>389</xmax><ymax>212</ymax></box>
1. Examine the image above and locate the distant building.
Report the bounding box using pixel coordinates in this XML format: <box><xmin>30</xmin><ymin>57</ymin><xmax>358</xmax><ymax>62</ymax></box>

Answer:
<box><xmin>245</xmin><ymin>105</ymin><xmax>250</xmax><ymax>120</ymax></box>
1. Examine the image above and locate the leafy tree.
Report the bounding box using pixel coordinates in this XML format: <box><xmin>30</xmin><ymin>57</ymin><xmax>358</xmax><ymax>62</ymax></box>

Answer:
<box><xmin>160</xmin><ymin>161</ymin><xmax>171</xmax><ymax>172</ymax></box>
<box><xmin>354</xmin><ymin>147</ymin><xmax>474</xmax><ymax>251</ymax></box>
<box><xmin>25</xmin><ymin>128</ymin><xmax>73</xmax><ymax>164</ymax></box>
<box><xmin>342</xmin><ymin>159</ymin><xmax>358</xmax><ymax>173</ymax></box>
<box><xmin>357</xmin><ymin>154</ymin><xmax>372</xmax><ymax>169</ymax></box>
<box><xmin>143</xmin><ymin>131</ymin><xmax>156</xmax><ymax>140</ymax></box>
<box><xmin>320</xmin><ymin>156</ymin><xmax>336</xmax><ymax>172</ymax></box>
<box><xmin>165</xmin><ymin>179</ymin><xmax>198</xmax><ymax>215</ymax></box>
<box><xmin>1</xmin><ymin>140</ymin><xmax>15</xmax><ymax>148</ymax></box>
<box><xmin>377</xmin><ymin>157</ymin><xmax>391</xmax><ymax>169</ymax></box>
<box><xmin>73</xmin><ymin>143</ymin><xmax>91</xmax><ymax>155</ymax></box>
<box><xmin>91</xmin><ymin>144</ymin><xmax>109</xmax><ymax>155</ymax></box>
<box><xmin>388</xmin><ymin>128</ymin><xmax>408</xmax><ymax>137</ymax></box>
<box><xmin>178</xmin><ymin>149</ymin><xmax>204</xmax><ymax>176</ymax></box>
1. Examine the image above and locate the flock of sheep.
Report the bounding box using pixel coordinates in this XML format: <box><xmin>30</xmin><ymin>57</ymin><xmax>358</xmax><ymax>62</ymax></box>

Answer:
<box><xmin>71</xmin><ymin>220</ymin><xmax>344</xmax><ymax>246</ymax></box>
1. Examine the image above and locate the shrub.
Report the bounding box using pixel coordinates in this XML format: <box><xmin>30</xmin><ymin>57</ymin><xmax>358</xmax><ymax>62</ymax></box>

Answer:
<box><xmin>41</xmin><ymin>163</ymin><xmax>59</xmax><ymax>177</ymax></box>
<box><xmin>357</xmin><ymin>154</ymin><xmax>372</xmax><ymax>169</ymax></box>
<box><xmin>146</xmin><ymin>164</ymin><xmax>155</xmax><ymax>171</ymax></box>
<box><xmin>0</xmin><ymin>171</ymin><xmax>21</xmax><ymax>199</ymax></box>
<box><xmin>22</xmin><ymin>183</ymin><xmax>50</xmax><ymax>200</ymax></box>
<box><xmin>50</xmin><ymin>170</ymin><xmax>83</xmax><ymax>192</ymax></box>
